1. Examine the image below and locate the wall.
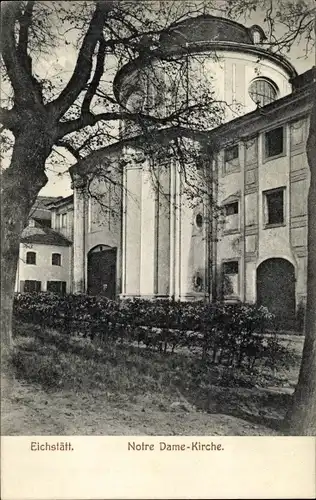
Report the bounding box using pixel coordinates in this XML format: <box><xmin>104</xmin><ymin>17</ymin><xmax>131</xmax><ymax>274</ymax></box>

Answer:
<box><xmin>122</xmin><ymin>48</ymin><xmax>292</xmax><ymax>132</ymax></box>
<box><xmin>16</xmin><ymin>243</ymin><xmax>72</xmax><ymax>292</ymax></box>
<box><xmin>215</xmin><ymin>114</ymin><xmax>309</xmax><ymax>308</ymax></box>
<box><xmin>289</xmin><ymin>117</ymin><xmax>309</xmax><ymax>307</ymax></box>
<box><xmin>121</xmin><ymin>112</ymin><xmax>310</xmax><ymax>306</ymax></box>
<box><xmin>192</xmin><ymin>50</ymin><xmax>291</xmax><ymax>120</ymax></box>
<box><xmin>85</xmin><ymin>173</ymin><xmax>122</xmax><ymax>296</ymax></box>
<box><xmin>51</xmin><ymin>202</ymin><xmax>74</xmax><ymax>241</ymax></box>
<box><xmin>50</xmin><ymin>200</ymin><xmax>74</xmax><ymax>291</ymax></box>
<box><xmin>121</xmin><ymin>146</ymin><xmax>210</xmax><ymax>300</ymax></box>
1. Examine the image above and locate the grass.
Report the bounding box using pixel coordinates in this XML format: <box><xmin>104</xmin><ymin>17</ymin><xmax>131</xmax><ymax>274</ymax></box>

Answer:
<box><xmin>1</xmin><ymin>320</ymin><xmax>304</xmax><ymax>436</ymax></box>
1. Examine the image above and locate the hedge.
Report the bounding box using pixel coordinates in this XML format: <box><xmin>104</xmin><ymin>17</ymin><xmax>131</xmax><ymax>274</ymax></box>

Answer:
<box><xmin>13</xmin><ymin>293</ymin><xmax>290</xmax><ymax>371</ymax></box>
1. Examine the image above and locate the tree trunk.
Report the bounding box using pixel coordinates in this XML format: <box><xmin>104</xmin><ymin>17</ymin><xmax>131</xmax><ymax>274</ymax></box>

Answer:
<box><xmin>1</xmin><ymin>129</ymin><xmax>50</xmax><ymax>358</ymax></box>
<box><xmin>284</xmin><ymin>86</ymin><xmax>316</xmax><ymax>435</ymax></box>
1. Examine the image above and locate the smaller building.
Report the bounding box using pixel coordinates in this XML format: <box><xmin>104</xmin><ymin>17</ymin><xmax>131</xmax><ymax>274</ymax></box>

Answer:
<box><xmin>15</xmin><ymin>196</ymin><xmax>73</xmax><ymax>294</ymax></box>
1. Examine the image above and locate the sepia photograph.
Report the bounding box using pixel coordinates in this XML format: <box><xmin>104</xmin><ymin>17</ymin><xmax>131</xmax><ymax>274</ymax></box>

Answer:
<box><xmin>1</xmin><ymin>0</ymin><xmax>315</xmax><ymax>497</ymax></box>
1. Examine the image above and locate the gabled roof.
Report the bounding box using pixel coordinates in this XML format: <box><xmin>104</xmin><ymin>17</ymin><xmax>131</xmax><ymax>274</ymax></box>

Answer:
<box><xmin>31</xmin><ymin>208</ymin><xmax>52</xmax><ymax>221</ymax></box>
<box><xmin>35</xmin><ymin>196</ymin><xmax>64</xmax><ymax>207</ymax></box>
<box><xmin>46</xmin><ymin>195</ymin><xmax>74</xmax><ymax>209</ymax></box>
<box><xmin>28</xmin><ymin>196</ymin><xmax>62</xmax><ymax>222</ymax></box>
<box><xmin>21</xmin><ymin>225</ymin><xmax>72</xmax><ymax>246</ymax></box>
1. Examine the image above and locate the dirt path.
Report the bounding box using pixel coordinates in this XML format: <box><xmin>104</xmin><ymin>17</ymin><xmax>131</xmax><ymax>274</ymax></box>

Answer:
<box><xmin>2</xmin><ymin>378</ymin><xmax>280</xmax><ymax>436</ymax></box>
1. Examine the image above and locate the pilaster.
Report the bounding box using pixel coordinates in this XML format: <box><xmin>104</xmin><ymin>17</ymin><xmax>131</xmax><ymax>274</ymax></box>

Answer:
<box><xmin>72</xmin><ymin>176</ymin><xmax>86</xmax><ymax>293</ymax></box>
<box><xmin>139</xmin><ymin>162</ymin><xmax>156</xmax><ymax>295</ymax></box>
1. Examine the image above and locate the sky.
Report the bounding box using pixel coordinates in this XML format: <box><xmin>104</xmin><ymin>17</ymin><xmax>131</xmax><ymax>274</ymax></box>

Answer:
<box><xmin>37</xmin><ymin>2</ymin><xmax>315</xmax><ymax>199</ymax></box>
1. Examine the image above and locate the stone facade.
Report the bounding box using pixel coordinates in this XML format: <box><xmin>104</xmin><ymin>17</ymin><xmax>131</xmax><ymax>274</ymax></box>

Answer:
<box><xmin>68</xmin><ymin>15</ymin><xmax>314</xmax><ymax>325</ymax></box>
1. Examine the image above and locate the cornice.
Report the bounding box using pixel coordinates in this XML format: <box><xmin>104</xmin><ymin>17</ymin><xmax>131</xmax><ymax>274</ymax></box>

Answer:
<box><xmin>206</xmin><ymin>86</ymin><xmax>313</xmax><ymax>149</ymax></box>
<box><xmin>71</xmin><ymin>83</ymin><xmax>313</xmax><ymax>178</ymax></box>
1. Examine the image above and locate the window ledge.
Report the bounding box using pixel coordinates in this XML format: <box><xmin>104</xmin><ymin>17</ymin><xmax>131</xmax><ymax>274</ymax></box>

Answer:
<box><xmin>263</xmin><ymin>151</ymin><xmax>286</xmax><ymax>164</ymax></box>
<box><xmin>88</xmin><ymin>229</ymin><xmax>105</xmax><ymax>234</ymax></box>
<box><xmin>223</xmin><ymin>296</ymin><xmax>241</xmax><ymax>302</ymax></box>
<box><xmin>223</xmin><ymin>228</ymin><xmax>240</xmax><ymax>235</ymax></box>
<box><xmin>264</xmin><ymin>223</ymin><xmax>286</xmax><ymax>230</ymax></box>
<box><xmin>223</xmin><ymin>167</ymin><xmax>241</xmax><ymax>176</ymax></box>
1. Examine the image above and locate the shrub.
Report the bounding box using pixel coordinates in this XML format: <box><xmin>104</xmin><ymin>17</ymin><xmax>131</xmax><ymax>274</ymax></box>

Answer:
<box><xmin>13</xmin><ymin>293</ymin><xmax>281</xmax><ymax>371</ymax></box>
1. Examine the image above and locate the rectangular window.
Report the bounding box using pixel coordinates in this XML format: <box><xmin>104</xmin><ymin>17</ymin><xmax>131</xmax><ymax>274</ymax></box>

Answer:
<box><xmin>61</xmin><ymin>213</ymin><xmax>67</xmax><ymax>227</ymax></box>
<box><xmin>225</xmin><ymin>202</ymin><xmax>238</xmax><ymax>216</ymax></box>
<box><xmin>52</xmin><ymin>253</ymin><xmax>61</xmax><ymax>266</ymax></box>
<box><xmin>264</xmin><ymin>188</ymin><xmax>285</xmax><ymax>226</ymax></box>
<box><xmin>26</xmin><ymin>251</ymin><xmax>36</xmax><ymax>265</ymax></box>
<box><xmin>222</xmin><ymin>261</ymin><xmax>239</xmax><ymax>297</ymax></box>
<box><xmin>223</xmin><ymin>261</ymin><xmax>238</xmax><ymax>275</ymax></box>
<box><xmin>224</xmin><ymin>145</ymin><xmax>238</xmax><ymax>163</ymax></box>
<box><xmin>224</xmin><ymin>145</ymin><xmax>239</xmax><ymax>174</ymax></box>
<box><xmin>265</xmin><ymin>127</ymin><xmax>284</xmax><ymax>158</ymax></box>
<box><xmin>24</xmin><ymin>280</ymin><xmax>41</xmax><ymax>292</ymax></box>
<box><xmin>224</xmin><ymin>202</ymin><xmax>239</xmax><ymax>232</ymax></box>
<box><xmin>47</xmin><ymin>281</ymin><xmax>67</xmax><ymax>294</ymax></box>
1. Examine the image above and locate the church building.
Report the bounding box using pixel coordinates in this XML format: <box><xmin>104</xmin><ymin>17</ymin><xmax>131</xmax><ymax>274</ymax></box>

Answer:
<box><xmin>68</xmin><ymin>15</ymin><xmax>314</xmax><ymax>327</ymax></box>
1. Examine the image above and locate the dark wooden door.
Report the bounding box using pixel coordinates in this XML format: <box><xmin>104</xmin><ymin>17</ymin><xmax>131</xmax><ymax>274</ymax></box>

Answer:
<box><xmin>87</xmin><ymin>247</ymin><xmax>117</xmax><ymax>299</ymax></box>
<box><xmin>256</xmin><ymin>258</ymin><xmax>296</xmax><ymax>326</ymax></box>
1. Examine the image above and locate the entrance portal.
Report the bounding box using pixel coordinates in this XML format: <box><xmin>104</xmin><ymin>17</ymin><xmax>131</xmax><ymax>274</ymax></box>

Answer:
<box><xmin>256</xmin><ymin>258</ymin><xmax>296</xmax><ymax>327</ymax></box>
<box><xmin>87</xmin><ymin>245</ymin><xmax>117</xmax><ymax>299</ymax></box>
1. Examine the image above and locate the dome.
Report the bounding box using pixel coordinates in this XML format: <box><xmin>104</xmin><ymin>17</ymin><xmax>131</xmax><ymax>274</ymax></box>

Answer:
<box><xmin>159</xmin><ymin>15</ymin><xmax>256</xmax><ymax>50</ymax></box>
<box><xmin>113</xmin><ymin>15</ymin><xmax>297</xmax><ymax>105</ymax></box>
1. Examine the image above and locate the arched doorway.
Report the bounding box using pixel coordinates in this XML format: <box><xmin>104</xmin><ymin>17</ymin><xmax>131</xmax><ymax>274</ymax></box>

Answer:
<box><xmin>87</xmin><ymin>245</ymin><xmax>117</xmax><ymax>299</ymax></box>
<box><xmin>256</xmin><ymin>258</ymin><xmax>296</xmax><ymax>327</ymax></box>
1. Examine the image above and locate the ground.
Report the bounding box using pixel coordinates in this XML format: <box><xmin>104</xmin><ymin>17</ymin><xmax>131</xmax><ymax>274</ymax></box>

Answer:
<box><xmin>3</xmin><ymin>378</ymin><xmax>291</xmax><ymax>435</ymax></box>
<box><xmin>1</xmin><ymin>322</ymin><xmax>303</xmax><ymax>436</ymax></box>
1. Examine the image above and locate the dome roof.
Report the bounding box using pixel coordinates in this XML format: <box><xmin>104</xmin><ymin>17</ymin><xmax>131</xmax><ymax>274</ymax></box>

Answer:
<box><xmin>159</xmin><ymin>15</ymin><xmax>259</xmax><ymax>50</ymax></box>
<box><xmin>113</xmin><ymin>15</ymin><xmax>297</xmax><ymax>103</ymax></box>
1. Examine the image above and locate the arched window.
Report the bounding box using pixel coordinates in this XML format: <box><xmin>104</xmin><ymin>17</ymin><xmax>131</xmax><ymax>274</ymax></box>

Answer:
<box><xmin>89</xmin><ymin>245</ymin><xmax>111</xmax><ymax>253</ymax></box>
<box><xmin>52</xmin><ymin>253</ymin><xmax>61</xmax><ymax>266</ymax></box>
<box><xmin>26</xmin><ymin>251</ymin><xmax>36</xmax><ymax>265</ymax></box>
<box><xmin>249</xmin><ymin>79</ymin><xmax>277</xmax><ymax>107</ymax></box>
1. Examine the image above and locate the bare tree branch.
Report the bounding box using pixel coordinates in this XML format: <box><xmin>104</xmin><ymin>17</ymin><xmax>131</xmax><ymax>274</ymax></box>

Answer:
<box><xmin>70</xmin><ymin>123</ymin><xmax>209</xmax><ymax>178</ymax></box>
<box><xmin>56</xmin><ymin>99</ymin><xmax>218</xmax><ymax>139</ymax></box>
<box><xmin>17</xmin><ymin>1</ymin><xmax>35</xmax><ymax>57</ymax></box>
<box><xmin>0</xmin><ymin>2</ymin><xmax>37</xmax><ymax>106</ymax></box>
<box><xmin>47</xmin><ymin>1</ymin><xmax>114</xmax><ymax>120</ymax></box>
<box><xmin>82</xmin><ymin>36</ymin><xmax>107</xmax><ymax>113</ymax></box>
<box><xmin>56</xmin><ymin>140</ymin><xmax>82</xmax><ymax>161</ymax></box>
